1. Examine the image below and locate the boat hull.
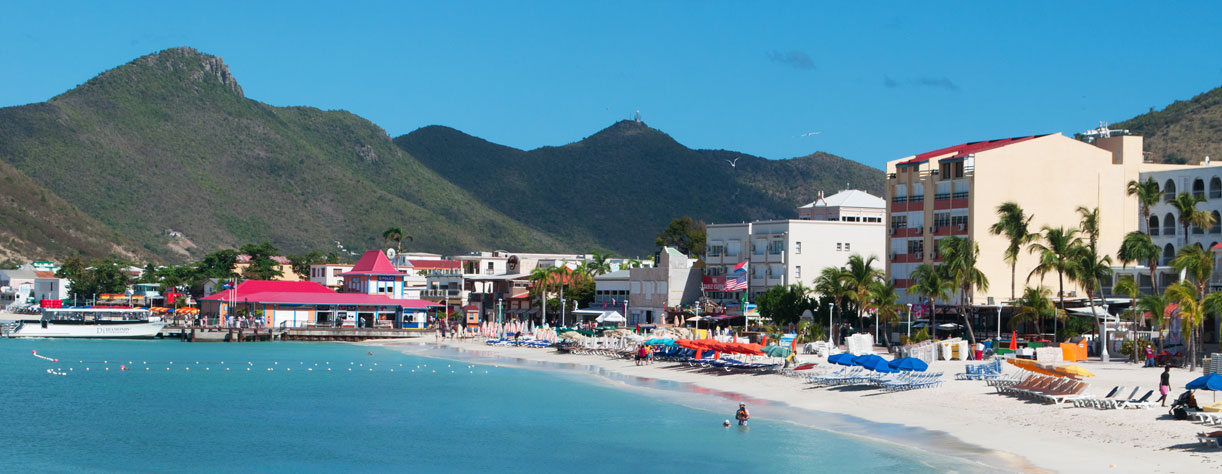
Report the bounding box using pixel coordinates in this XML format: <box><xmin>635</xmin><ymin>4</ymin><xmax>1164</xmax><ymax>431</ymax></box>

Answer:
<box><xmin>9</xmin><ymin>320</ymin><xmax>167</xmax><ymax>339</ymax></box>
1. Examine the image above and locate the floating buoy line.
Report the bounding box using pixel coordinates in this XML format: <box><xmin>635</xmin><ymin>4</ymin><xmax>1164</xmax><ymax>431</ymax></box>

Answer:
<box><xmin>31</xmin><ymin>349</ymin><xmax>491</xmax><ymax>376</ymax></box>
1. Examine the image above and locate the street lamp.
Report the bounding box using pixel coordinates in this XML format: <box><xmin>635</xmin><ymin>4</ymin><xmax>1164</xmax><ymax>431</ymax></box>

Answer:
<box><xmin>907</xmin><ymin>304</ymin><xmax>913</xmax><ymax>339</ymax></box>
<box><xmin>1101</xmin><ymin>303</ymin><xmax>1111</xmax><ymax>363</ymax></box>
<box><xmin>827</xmin><ymin>302</ymin><xmax>834</xmax><ymax>344</ymax></box>
<box><xmin>996</xmin><ymin>305</ymin><xmax>1002</xmax><ymax>342</ymax></box>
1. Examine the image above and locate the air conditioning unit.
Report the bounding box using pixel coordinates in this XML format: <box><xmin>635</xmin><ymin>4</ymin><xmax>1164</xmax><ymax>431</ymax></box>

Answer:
<box><xmin>930</xmin><ymin>225</ymin><xmax>938</xmax><ymax>233</ymax></box>
<box><xmin>888</xmin><ymin>228</ymin><xmax>895</xmax><ymax>235</ymax></box>
<box><xmin>890</xmin><ymin>252</ymin><xmax>897</xmax><ymax>261</ymax></box>
<box><xmin>957</xmin><ymin>223</ymin><xmax>966</xmax><ymax>231</ymax></box>
<box><xmin>915</xmin><ymin>226</ymin><xmax>924</xmax><ymax>235</ymax></box>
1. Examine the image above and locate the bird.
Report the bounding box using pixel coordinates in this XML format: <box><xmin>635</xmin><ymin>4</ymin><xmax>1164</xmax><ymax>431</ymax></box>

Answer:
<box><xmin>725</xmin><ymin>158</ymin><xmax>740</xmax><ymax>168</ymax></box>
<box><xmin>796</xmin><ymin>131</ymin><xmax>822</xmax><ymax>137</ymax></box>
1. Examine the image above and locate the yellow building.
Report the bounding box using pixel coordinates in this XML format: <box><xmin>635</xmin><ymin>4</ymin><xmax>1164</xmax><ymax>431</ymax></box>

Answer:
<box><xmin>885</xmin><ymin>133</ymin><xmax>1200</xmax><ymax>307</ymax></box>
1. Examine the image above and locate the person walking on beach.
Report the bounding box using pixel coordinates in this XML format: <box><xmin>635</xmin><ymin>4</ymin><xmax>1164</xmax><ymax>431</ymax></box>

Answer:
<box><xmin>1158</xmin><ymin>366</ymin><xmax>1172</xmax><ymax>406</ymax></box>
<box><xmin>636</xmin><ymin>345</ymin><xmax>647</xmax><ymax>366</ymax></box>
<box><xmin>1144</xmin><ymin>346</ymin><xmax>1156</xmax><ymax>367</ymax></box>
<box><xmin>734</xmin><ymin>403</ymin><xmax>750</xmax><ymax>426</ymax></box>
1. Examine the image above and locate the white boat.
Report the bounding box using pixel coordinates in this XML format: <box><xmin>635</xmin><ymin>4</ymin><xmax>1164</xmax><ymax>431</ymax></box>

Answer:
<box><xmin>7</xmin><ymin>307</ymin><xmax>166</xmax><ymax>339</ymax></box>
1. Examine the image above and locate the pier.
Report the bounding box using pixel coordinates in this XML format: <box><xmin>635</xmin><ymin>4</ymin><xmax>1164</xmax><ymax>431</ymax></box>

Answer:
<box><xmin>158</xmin><ymin>325</ymin><xmax>428</xmax><ymax>342</ymax></box>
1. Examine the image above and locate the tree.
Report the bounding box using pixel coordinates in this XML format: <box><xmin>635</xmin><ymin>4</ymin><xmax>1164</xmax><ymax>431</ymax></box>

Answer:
<box><xmin>1070</xmin><ymin>245</ymin><xmax>1113</xmax><ymax>351</ymax></box>
<box><xmin>625</xmin><ymin>258</ymin><xmax>644</xmax><ymax>269</ymax></box>
<box><xmin>1170</xmin><ymin>244</ymin><xmax>1215</xmax><ymax>370</ymax></box>
<box><xmin>655</xmin><ymin>216</ymin><xmax>706</xmax><ymax>257</ymax></box>
<box><xmin>939</xmin><ymin>237</ymin><xmax>987</xmax><ymax>345</ymax></box>
<box><xmin>137</xmin><ymin>263</ymin><xmax>160</xmax><ymax>284</ymax></box>
<box><xmin>757</xmin><ymin>284</ymin><xmax>819</xmax><ymax>326</ymax></box>
<box><xmin>587</xmin><ymin>252</ymin><xmax>612</xmax><ymax>276</ymax></box>
<box><xmin>989</xmin><ymin>202</ymin><xmax>1035</xmax><ymax>301</ymax></box>
<box><xmin>1116</xmin><ymin>231</ymin><xmax>1161</xmax><ymax>295</ymax></box>
<box><xmin>382</xmin><ymin>227</ymin><xmax>412</xmax><ymax>253</ymax></box>
<box><xmin>908</xmin><ymin>263</ymin><xmax>953</xmax><ymax>340</ymax></box>
<box><xmin>1127</xmin><ymin>178</ymin><xmax>1161</xmax><ymax>236</ymax></box>
<box><xmin>1113</xmin><ymin>275</ymin><xmax>1141</xmax><ymax>362</ymax></box>
<box><xmin>1027</xmin><ymin>225</ymin><xmax>1083</xmax><ymax>320</ymax></box>
<box><xmin>839</xmin><ymin>254</ymin><xmax>883</xmax><ymax>334</ymax></box>
<box><xmin>528</xmin><ymin>266</ymin><xmax>554</xmax><ymax>322</ymax></box>
<box><xmin>1010</xmin><ymin>286</ymin><xmax>1056</xmax><ymax>335</ymax></box>
<box><xmin>240</xmin><ymin>242</ymin><xmax>283</xmax><ymax>280</ymax></box>
<box><xmin>1136</xmin><ymin>293</ymin><xmax>1169</xmax><ymax>352</ymax></box>
<box><xmin>1169</xmin><ymin>192</ymin><xmax>1211</xmax><ymax>248</ymax></box>
<box><xmin>288</xmin><ymin>251</ymin><xmax>326</xmax><ymax>278</ymax></box>
<box><xmin>814</xmin><ymin>266</ymin><xmax>849</xmax><ymax>341</ymax></box>
<box><xmin>196</xmin><ymin>249</ymin><xmax>238</xmax><ymax>280</ymax></box>
<box><xmin>1077</xmin><ymin>206</ymin><xmax>1101</xmax><ymax>252</ymax></box>
<box><xmin>868</xmin><ymin>281</ymin><xmax>901</xmax><ymax>346</ymax></box>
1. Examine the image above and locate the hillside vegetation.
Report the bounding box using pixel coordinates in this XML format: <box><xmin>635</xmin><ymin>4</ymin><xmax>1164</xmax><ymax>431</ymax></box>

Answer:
<box><xmin>395</xmin><ymin>121</ymin><xmax>884</xmax><ymax>256</ymax></box>
<box><xmin>0</xmin><ymin>47</ymin><xmax>566</xmax><ymax>262</ymax></box>
<box><xmin>1112</xmin><ymin>86</ymin><xmax>1222</xmax><ymax>164</ymax></box>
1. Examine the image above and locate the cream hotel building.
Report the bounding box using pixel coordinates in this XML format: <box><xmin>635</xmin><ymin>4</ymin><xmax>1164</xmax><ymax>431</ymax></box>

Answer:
<box><xmin>885</xmin><ymin>132</ymin><xmax>1210</xmax><ymax>307</ymax></box>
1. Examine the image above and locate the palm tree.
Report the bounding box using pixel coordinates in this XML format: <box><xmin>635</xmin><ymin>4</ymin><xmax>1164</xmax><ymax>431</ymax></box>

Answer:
<box><xmin>939</xmin><ymin>237</ymin><xmax>987</xmax><ymax>345</ymax></box>
<box><xmin>1137</xmin><ymin>293</ymin><xmax>1169</xmax><ymax>352</ymax></box>
<box><xmin>840</xmin><ymin>254</ymin><xmax>884</xmax><ymax>335</ymax></box>
<box><xmin>868</xmin><ymin>281</ymin><xmax>901</xmax><ymax>347</ymax></box>
<box><xmin>1169</xmin><ymin>192</ymin><xmax>1209</xmax><ymax>248</ymax></box>
<box><xmin>1116</xmin><ymin>231</ymin><xmax>1161</xmax><ymax>295</ymax></box>
<box><xmin>1113</xmin><ymin>275</ymin><xmax>1140</xmax><ymax>362</ymax></box>
<box><xmin>908</xmin><ymin>263</ymin><xmax>953</xmax><ymax>340</ymax></box>
<box><xmin>1010</xmin><ymin>286</ymin><xmax>1056</xmax><ymax>335</ymax></box>
<box><xmin>528</xmin><ymin>266</ymin><xmax>553</xmax><ymax>323</ymax></box>
<box><xmin>1128</xmin><ymin>178</ymin><xmax>1162</xmax><ymax>235</ymax></box>
<box><xmin>381</xmin><ymin>227</ymin><xmax>412</xmax><ymax>253</ymax></box>
<box><xmin>1077</xmin><ymin>206</ymin><xmax>1101</xmax><ymax>252</ymax></box>
<box><xmin>814</xmin><ymin>266</ymin><xmax>849</xmax><ymax>342</ymax></box>
<box><xmin>1027</xmin><ymin>226</ymin><xmax>1084</xmax><ymax>334</ymax></box>
<box><xmin>988</xmin><ymin>202</ymin><xmax>1035</xmax><ymax>301</ymax></box>
<box><xmin>1170</xmin><ymin>244</ymin><xmax>1215</xmax><ymax>370</ymax></box>
<box><xmin>626</xmin><ymin>258</ymin><xmax>643</xmax><ymax>269</ymax></box>
<box><xmin>587</xmin><ymin>252</ymin><xmax>612</xmax><ymax>276</ymax></box>
<box><xmin>1070</xmin><ymin>245</ymin><xmax>1113</xmax><ymax>352</ymax></box>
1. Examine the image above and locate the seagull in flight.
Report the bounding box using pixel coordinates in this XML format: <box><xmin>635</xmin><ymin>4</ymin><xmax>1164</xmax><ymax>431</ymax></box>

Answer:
<box><xmin>796</xmin><ymin>131</ymin><xmax>822</xmax><ymax>137</ymax></box>
<box><xmin>725</xmin><ymin>157</ymin><xmax>740</xmax><ymax>168</ymax></box>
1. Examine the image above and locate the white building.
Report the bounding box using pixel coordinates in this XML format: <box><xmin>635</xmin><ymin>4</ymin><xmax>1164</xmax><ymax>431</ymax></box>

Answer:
<box><xmin>626</xmin><ymin>247</ymin><xmax>702</xmax><ymax>326</ymax></box>
<box><xmin>0</xmin><ymin>269</ymin><xmax>36</xmax><ymax>308</ymax></box>
<box><xmin>705</xmin><ymin>190</ymin><xmax>887</xmax><ymax>302</ymax></box>
<box><xmin>593</xmin><ymin>269</ymin><xmax>630</xmax><ymax>309</ymax></box>
<box><xmin>308</xmin><ymin>264</ymin><xmax>354</xmax><ymax>290</ymax></box>
<box><xmin>33</xmin><ymin>271</ymin><xmax>69</xmax><ymax>301</ymax></box>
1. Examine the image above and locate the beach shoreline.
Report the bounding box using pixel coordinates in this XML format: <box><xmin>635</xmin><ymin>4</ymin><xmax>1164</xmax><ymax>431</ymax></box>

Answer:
<box><xmin>367</xmin><ymin>338</ymin><xmax>1217</xmax><ymax>474</ymax></box>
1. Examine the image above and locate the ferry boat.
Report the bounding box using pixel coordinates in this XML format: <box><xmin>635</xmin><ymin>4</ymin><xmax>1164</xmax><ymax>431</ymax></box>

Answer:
<box><xmin>6</xmin><ymin>307</ymin><xmax>166</xmax><ymax>338</ymax></box>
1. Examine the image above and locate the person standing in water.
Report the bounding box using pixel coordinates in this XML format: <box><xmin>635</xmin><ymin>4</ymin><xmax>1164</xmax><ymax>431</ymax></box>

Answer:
<box><xmin>735</xmin><ymin>403</ymin><xmax>750</xmax><ymax>426</ymax></box>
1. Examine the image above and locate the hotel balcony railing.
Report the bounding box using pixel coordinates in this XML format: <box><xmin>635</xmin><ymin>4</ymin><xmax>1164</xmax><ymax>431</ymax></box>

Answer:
<box><xmin>951</xmin><ymin>192</ymin><xmax>969</xmax><ymax>199</ymax></box>
<box><xmin>1194</xmin><ymin>191</ymin><xmax>1205</xmax><ymax>199</ymax></box>
<box><xmin>893</xmin><ymin>196</ymin><xmax>908</xmax><ymax>203</ymax></box>
<box><xmin>422</xmin><ymin>289</ymin><xmax>462</xmax><ymax>298</ymax></box>
<box><xmin>934</xmin><ymin>193</ymin><xmax>951</xmax><ymax>201</ymax></box>
<box><xmin>1213</xmin><ymin>225</ymin><xmax>1222</xmax><ymax>234</ymax></box>
<box><xmin>910</xmin><ymin>195</ymin><xmax>924</xmax><ymax>202</ymax></box>
<box><xmin>1163</xmin><ymin>227</ymin><xmax>1175</xmax><ymax>236</ymax></box>
<box><xmin>1165</xmin><ymin>193</ymin><xmax>1175</xmax><ymax>202</ymax></box>
<box><xmin>1149</xmin><ymin>227</ymin><xmax>1160</xmax><ymax>236</ymax></box>
<box><xmin>1193</xmin><ymin>227</ymin><xmax>1205</xmax><ymax>235</ymax></box>
<box><xmin>1212</xmin><ymin>190</ymin><xmax>1222</xmax><ymax>199</ymax></box>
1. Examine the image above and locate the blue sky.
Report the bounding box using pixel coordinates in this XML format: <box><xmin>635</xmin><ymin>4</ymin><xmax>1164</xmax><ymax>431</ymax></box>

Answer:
<box><xmin>2</xmin><ymin>1</ymin><xmax>1220</xmax><ymax>169</ymax></box>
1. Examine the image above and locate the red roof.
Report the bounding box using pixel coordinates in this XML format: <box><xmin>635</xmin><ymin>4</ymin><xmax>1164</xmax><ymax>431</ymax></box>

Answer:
<box><xmin>407</xmin><ymin>259</ymin><xmax>461</xmax><ymax>270</ymax></box>
<box><xmin>1212</xmin><ymin>242</ymin><xmax>1222</xmax><ymax>250</ymax></box>
<box><xmin>33</xmin><ymin>270</ymin><xmax>57</xmax><ymax>278</ymax></box>
<box><xmin>200</xmin><ymin>280</ymin><xmax>436</xmax><ymax>309</ymax></box>
<box><xmin>341</xmin><ymin>250</ymin><xmax>403</xmax><ymax>276</ymax></box>
<box><xmin>899</xmin><ymin>134</ymin><xmax>1051</xmax><ymax>166</ymax></box>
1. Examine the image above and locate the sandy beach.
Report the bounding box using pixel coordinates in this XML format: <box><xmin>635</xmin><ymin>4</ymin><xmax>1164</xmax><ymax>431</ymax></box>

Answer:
<box><xmin>370</xmin><ymin>338</ymin><xmax>1219</xmax><ymax>473</ymax></box>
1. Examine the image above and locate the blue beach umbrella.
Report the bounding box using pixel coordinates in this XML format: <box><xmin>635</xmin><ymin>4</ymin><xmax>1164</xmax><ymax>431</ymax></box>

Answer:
<box><xmin>851</xmin><ymin>354</ymin><xmax>885</xmax><ymax>367</ymax></box>
<box><xmin>887</xmin><ymin>357</ymin><xmax>929</xmax><ymax>372</ymax></box>
<box><xmin>1186</xmin><ymin>373</ymin><xmax>1222</xmax><ymax>391</ymax></box>
<box><xmin>860</xmin><ymin>356</ymin><xmax>897</xmax><ymax>373</ymax></box>
<box><xmin>828</xmin><ymin>353</ymin><xmax>855</xmax><ymax>366</ymax></box>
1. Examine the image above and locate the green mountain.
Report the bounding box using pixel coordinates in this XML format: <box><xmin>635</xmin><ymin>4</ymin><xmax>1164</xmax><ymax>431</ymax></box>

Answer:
<box><xmin>1111</xmin><ymin>86</ymin><xmax>1222</xmax><ymax>164</ymax></box>
<box><xmin>394</xmin><ymin>121</ymin><xmax>884</xmax><ymax>256</ymax></box>
<box><xmin>0</xmin><ymin>47</ymin><xmax>570</xmax><ymax>263</ymax></box>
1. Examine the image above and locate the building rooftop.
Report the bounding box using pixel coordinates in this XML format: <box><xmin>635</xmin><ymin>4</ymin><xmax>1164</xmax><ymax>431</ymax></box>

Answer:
<box><xmin>799</xmin><ymin>189</ymin><xmax>884</xmax><ymax>209</ymax></box>
<box><xmin>407</xmin><ymin>259</ymin><xmax>461</xmax><ymax>270</ymax></box>
<box><xmin>200</xmin><ymin>280</ymin><xmax>436</xmax><ymax>308</ymax></box>
<box><xmin>341</xmin><ymin>250</ymin><xmax>404</xmax><ymax>276</ymax></box>
<box><xmin>898</xmin><ymin>134</ymin><xmax>1052</xmax><ymax>166</ymax></box>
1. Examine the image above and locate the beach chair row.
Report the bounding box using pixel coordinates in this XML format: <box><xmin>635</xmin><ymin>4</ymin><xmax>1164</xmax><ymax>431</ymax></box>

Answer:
<box><xmin>808</xmin><ymin>367</ymin><xmax>869</xmax><ymax>386</ymax></box>
<box><xmin>984</xmin><ymin>370</ymin><xmax>1032</xmax><ymax>388</ymax></box>
<box><xmin>955</xmin><ymin>359</ymin><xmax>1003</xmax><ymax>380</ymax></box>
<box><xmin>995</xmin><ymin>375</ymin><xmax>1090</xmax><ymax>405</ymax></box>
<box><xmin>484</xmin><ymin>338</ymin><xmax>554</xmax><ymax>348</ymax></box>
<box><xmin>688</xmin><ymin>358</ymin><xmax>778</xmax><ymax>373</ymax></box>
<box><xmin>1065</xmin><ymin>386</ymin><xmax>1156</xmax><ymax>410</ymax></box>
<box><xmin>880</xmin><ymin>372</ymin><xmax>944</xmax><ymax>392</ymax></box>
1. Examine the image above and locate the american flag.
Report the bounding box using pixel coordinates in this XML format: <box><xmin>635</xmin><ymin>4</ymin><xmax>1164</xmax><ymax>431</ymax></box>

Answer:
<box><xmin>724</xmin><ymin>275</ymin><xmax>747</xmax><ymax>291</ymax></box>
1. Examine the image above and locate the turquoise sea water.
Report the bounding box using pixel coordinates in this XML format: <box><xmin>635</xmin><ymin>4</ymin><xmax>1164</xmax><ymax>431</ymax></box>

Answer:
<box><xmin>0</xmin><ymin>340</ymin><xmax>988</xmax><ymax>473</ymax></box>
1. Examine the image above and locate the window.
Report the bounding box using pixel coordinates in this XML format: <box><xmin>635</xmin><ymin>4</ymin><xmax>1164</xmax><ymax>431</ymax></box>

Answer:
<box><xmin>708</xmin><ymin>243</ymin><xmax>724</xmax><ymax>257</ymax></box>
<box><xmin>890</xmin><ymin>215</ymin><xmax>907</xmax><ymax>230</ymax></box>
<box><xmin>1214</xmin><ymin>212</ymin><xmax>1221</xmax><ymax>234</ymax></box>
<box><xmin>1212</xmin><ymin>177</ymin><xmax>1222</xmax><ymax>199</ymax></box>
<box><xmin>933</xmin><ymin>212</ymin><xmax>951</xmax><ymax>229</ymax></box>
<box><xmin>951</xmin><ymin>215</ymin><xmax>968</xmax><ymax>229</ymax></box>
<box><xmin>769</xmin><ymin>240</ymin><xmax>784</xmax><ymax>255</ymax></box>
<box><xmin>836</xmin><ymin>243</ymin><xmax>842</xmax><ymax>251</ymax></box>
<box><xmin>1149</xmin><ymin>215</ymin><xmax>1160</xmax><ymax>236</ymax></box>
<box><xmin>845</xmin><ymin>242</ymin><xmax>851</xmax><ymax>252</ymax></box>
<box><xmin>1165</xmin><ymin>179</ymin><xmax>1176</xmax><ymax>201</ymax></box>
<box><xmin>752</xmin><ymin>265</ymin><xmax>764</xmax><ymax>279</ymax></box>
<box><xmin>1194</xmin><ymin>178</ymin><xmax>1206</xmax><ymax>199</ymax></box>
<box><xmin>726</xmin><ymin>240</ymin><xmax>741</xmax><ymax>256</ymax></box>
<box><xmin>907</xmin><ymin>239</ymin><xmax>924</xmax><ymax>256</ymax></box>
<box><xmin>752</xmin><ymin>239</ymin><xmax>766</xmax><ymax>255</ymax></box>
<box><xmin>795</xmin><ymin>242</ymin><xmax>802</xmax><ymax>254</ymax></box>
<box><xmin>1164</xmin><ymin>213</ymin><xmax>1176</xmax><ymax>235</ymax></box>
<box><xmin>795</xmin><ymin>266</ymin><xmax>801</xmax><ymax>279</ymax></box>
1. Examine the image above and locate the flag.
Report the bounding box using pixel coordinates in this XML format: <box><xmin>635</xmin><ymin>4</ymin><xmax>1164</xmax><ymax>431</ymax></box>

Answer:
<box><xmin>724</xmin><ymin>275</ymin><xmax>747</xmax><ymax>291</ymax></box>
<box><xmin>221</xmin><ymin>280</ymin><xmax>234</xmax><ymax>290</ymax></box>
<box><xmin>731</xmin><ymin>261</ymin><xmax>749</xmax><ymax>274</ymax></box>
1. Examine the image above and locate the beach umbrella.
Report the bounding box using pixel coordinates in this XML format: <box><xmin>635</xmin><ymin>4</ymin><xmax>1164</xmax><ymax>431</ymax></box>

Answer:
<box><xmin>861</xmin><ymin>356</ymin><xmax>897</xmax><ymax>373</ymax></box>
<box><xmin>887</xmin><ymin>357</ymin><xmax>929</xmax><ymax>372</ymax></box>
<box><xmin>1187</xmin><ymin>373</ymin><xmax>1222</xmax><ymax>391</ymax></box>
<box><xmin>1056</xmin><ymin>365</ymin><xmax>1095</xmax><ymax>378</ymax></box>
<box><xmin>851</xmin><ymin>354</ymin><xmax>885</xmax><ymax>367</ymax></box>
<box><xmin>828</xmin><ymin>353</ymin><xmax>855</xmax><ymax>366</ymax></box>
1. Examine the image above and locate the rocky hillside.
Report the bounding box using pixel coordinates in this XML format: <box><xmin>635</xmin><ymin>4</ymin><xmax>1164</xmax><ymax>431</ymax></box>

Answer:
<box><xmin>1111</xmin><ymin>86</ymin><xmax>1222</xmax><ymax>164</ymax></box>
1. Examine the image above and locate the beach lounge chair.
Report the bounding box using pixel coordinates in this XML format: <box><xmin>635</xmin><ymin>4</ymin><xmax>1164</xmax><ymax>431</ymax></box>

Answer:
<box><xmin>1121</xmin><ymin>390</ymin><xmax>1157</xmax><ymax>409</ymax></box>
<box><xmin>1043</xmin><ymin>381</ymin><xmax>1089</xmax><ymax>405</ymax></box>
<box><xmin>1068</xmin><ymin>385</ymin><xmax>1121</xmax><ymax>408</ymax></box>
<box><xmin>1097</xmin><ymin>387</ymin><xmax>1141</xmax><ymax>410</ymax></box>
<box><xmin>1196</xmin><ymin>435</ymin><xmax>1222</xmax><ymax>448</ymax></box>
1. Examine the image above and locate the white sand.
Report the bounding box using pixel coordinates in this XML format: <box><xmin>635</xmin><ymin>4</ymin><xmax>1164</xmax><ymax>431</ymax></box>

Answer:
<box><xmin>370</xmin><ymin>338</ymin><xmax>1219</xmax><ymax>473</ymax></box>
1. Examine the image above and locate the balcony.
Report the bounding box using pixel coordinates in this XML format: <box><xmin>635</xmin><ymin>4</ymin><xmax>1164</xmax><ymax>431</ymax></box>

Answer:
<box><xmin>893</xmin><ymin>196</ymin><xmax>908</xmax><ymax>203</ymax></box>
<box><xmin>1163</xmin><ymin>226</ymin><xmax>1175</xmax><ymax>236</ymax></box>
<box><xmin>422</xmin><ymin>288</ymin><xmax>462</xmax><ymax>298</ymax></box>
<box><xmin>935</xmin><ymin>193</ymin><xmax>951</xmax><ymax>201</ymax></box>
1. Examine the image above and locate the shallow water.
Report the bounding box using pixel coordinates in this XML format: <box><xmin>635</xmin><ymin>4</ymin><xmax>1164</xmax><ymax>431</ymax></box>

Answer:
<box><xmin>0</xmin><ymin>339</ymin><xmax>987</xmax><ymax>472</ymax></box>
